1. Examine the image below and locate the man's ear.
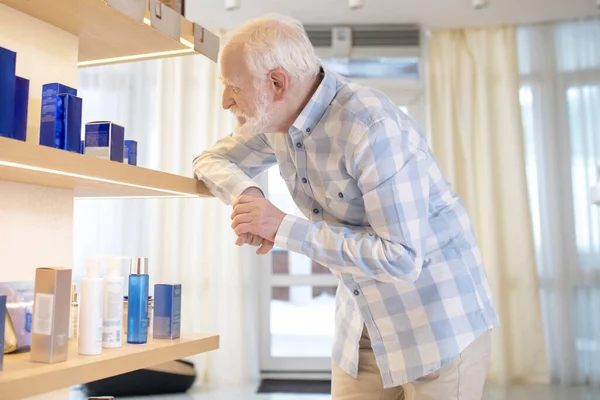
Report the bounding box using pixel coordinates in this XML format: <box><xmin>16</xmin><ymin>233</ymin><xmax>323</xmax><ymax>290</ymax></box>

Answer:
<box><xmin>268</xmin><ymin>68</ymin><xmax>288</xmax><ymax>100</ymax></box>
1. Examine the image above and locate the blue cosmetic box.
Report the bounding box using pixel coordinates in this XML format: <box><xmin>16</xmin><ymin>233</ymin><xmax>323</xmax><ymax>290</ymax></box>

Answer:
<box><xmin>85</xmin><ymin>122</ymin><xmax>125</xmax><ymax>162</ymax></box>
<box><xmin>153</xmin><ymin>284</ymin><xmax>181</xmax><ymax>340</ymax></box>
<box><xmin>124</xmin><ymin>140</ymin><xmax>138</xmax><ymax>166</ymax></box>
<box><xmin>39</xmin><ymin>83</ymin><xmax>81</xmax><ymax>152</ymax></box>
<box><xmin>13</xmin><ymin>76</ymin><xmax>30</xmax><ymax>141</ymax></box>
<box><xmin>0</xmin><ymin>47</ymin><xmax>16</xmax><ymax>139</ymax></box>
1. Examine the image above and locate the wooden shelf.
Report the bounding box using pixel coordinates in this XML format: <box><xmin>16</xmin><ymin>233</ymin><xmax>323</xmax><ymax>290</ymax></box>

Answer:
<box><xmin>0</xmin><ymin>137</ymin><xmax>211</xmax><ymax>198</ymax></box>
<box><xmin>1</xmin><ymin>0</ymin><xmax>218</xmax><ymax>67</ymax></box>
<box><xmin>0</xmin><ymin>334</ymin><xmax>219</xmax><ymax>400</ymax></box>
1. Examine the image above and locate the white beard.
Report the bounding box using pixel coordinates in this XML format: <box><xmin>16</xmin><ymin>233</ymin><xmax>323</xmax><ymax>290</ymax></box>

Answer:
<box><xmin>231</xmin><ymin>89</ymin><xmax>280</xmax><ymax>135</ymax></box>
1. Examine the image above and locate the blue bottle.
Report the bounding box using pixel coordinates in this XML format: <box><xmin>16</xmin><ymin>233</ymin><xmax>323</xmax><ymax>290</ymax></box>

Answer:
<box><xmin>127</xmin><ymin>257</ymin><xmax>149</xmax><ymax>344</ymax></box>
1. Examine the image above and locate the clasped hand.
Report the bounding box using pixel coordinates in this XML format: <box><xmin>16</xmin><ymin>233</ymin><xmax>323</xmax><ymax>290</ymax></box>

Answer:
<box><xmin>231</xmin><ymin>192</ymin><xmax>286</xmax><ymax>255</ymax></box>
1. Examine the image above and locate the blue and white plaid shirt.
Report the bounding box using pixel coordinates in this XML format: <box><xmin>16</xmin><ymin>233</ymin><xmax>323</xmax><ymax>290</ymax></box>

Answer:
<box><xmin>193</xmin><ymin>68</ymin><xmax>499</xmax><ymax>388</ymax></box>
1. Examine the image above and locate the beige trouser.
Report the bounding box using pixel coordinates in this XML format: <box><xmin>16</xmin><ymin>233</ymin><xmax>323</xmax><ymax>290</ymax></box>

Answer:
<box><xmin>332</xmin><ymin>328</ymin><xmax>492</xmax><ymax>400</ymax></box>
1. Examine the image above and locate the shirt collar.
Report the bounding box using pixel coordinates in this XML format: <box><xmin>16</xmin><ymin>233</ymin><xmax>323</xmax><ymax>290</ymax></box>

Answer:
<box><xmin>290</xmin><ymin>67</ymin><xmax>338</xmax><ymax>135</ymax></box>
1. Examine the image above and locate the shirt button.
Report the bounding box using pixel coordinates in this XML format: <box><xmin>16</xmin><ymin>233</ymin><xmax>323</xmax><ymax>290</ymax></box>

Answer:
<box><xmin>338</xmin><ymin>192</ymin><xmax>344</xmax><ymax>198</ymax></box>
<box><xmin>302</xmin><ymin>178</ymin><xmax>308</xmax><ymax>183</ymax></box>
<box><xmin>306</xmin><ymin>128</ymin><xmax>311</xmax><ymax>133</ymax></box>
<box><xmin>313</xmin><ymin>208</ymin><xmax>320</xmax><ymax>214</ymax></box>
<box><xmin>353</xmin><ymin>290</ymin><xmax>360</xmax><ymax>296</ymax></box>
<box><xmin>296</xmin><ymin>142</ymin><xmax>303</xmax><ymax>149</ymax></box>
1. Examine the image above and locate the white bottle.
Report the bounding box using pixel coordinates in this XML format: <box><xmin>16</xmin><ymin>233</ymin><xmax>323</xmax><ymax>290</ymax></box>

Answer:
<box><xmin>79</xmin><ymin>257</ymin><xmax>104</xmax><ymax>355</ymax></box>
<box><xmin>103</xmin><ymin>257</ymin><xmax>124</xmax><ymax>348</ymax></box>
<box><xmin>68</xmin><ymin>284</ymin><xmax>79</xmax><ymax>340</ymax></box>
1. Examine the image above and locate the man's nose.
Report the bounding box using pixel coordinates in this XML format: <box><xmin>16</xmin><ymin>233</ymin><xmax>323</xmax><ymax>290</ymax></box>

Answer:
<box><xmin>222</xmin><ymin>89</ymin><xmax>235</xmax><ymax>110</ymax></box>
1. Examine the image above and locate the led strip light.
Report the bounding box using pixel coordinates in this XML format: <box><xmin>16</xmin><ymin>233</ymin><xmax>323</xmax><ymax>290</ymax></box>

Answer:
<box><xmin>0</xmin><ymin>160</ymin><xmax>199</xmax><ymax>199</ymax></box>
<box><xmin>77</xmin><ymin>19</ymin><xmax>196</xmax><ymax>67</ymax></box>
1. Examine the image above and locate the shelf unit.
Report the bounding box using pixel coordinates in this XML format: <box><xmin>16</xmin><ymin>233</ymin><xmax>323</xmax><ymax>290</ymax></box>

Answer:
<box><xmin>0</xmin><ymin>334</ymin><xmax>220</xmax><ymax>400</ymax></box>
<box><xmin>0</xmin><ymin>0</ymin><xmax>220</xmax><ymax>397</ymax></box>
<box><xmin>0</xmin><ymin>137</ymin><xmax>210</xmax><ymax>198</ymax></box>
<box><xmin>1</xmin><ymin>0</ymin><xmax>218</xmax><ymax>67</ymax></box>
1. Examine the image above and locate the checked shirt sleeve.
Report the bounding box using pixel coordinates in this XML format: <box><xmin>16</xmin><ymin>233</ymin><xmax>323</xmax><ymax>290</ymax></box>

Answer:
<box><xmin>275</xmin><ymin>118</ymin><xmax>430</xmax><ymax>283</ymax></box>
<box><xmin>193</xmin><ymin>129</ymin><xmax>276</xmax><ymax>205</ymax></box>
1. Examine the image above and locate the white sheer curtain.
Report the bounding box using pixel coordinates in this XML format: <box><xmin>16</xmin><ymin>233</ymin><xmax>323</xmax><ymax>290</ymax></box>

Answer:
<box><xmin>73</xmin><ymin>51</ymin><xmax>261</xmax><ymax>385</ymax></box>
<box><xmin>426</xmin><ymin>26</ymin><xmax>549</xmax><ymax>385</ymax></box>
<box><xmin>518</xmin><ymin>17</ymin><xmax>600</xmax><ymax>386</ymax></box>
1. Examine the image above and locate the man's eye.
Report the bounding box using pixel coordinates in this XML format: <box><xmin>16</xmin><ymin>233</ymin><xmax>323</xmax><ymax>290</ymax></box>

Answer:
<box><xmin>232</xmin><ymin>86</ymin><xmax>241</xmax><ymax>93</ymax></box>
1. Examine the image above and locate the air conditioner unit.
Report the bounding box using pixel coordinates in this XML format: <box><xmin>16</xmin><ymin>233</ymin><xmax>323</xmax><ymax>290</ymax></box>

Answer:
<box><xmin>305</xmin><ymin>24</ymin><xmax>421</xmax><ymax>59</ymax></box>
<box><xmin>304</xmin><ymin>24</ymin><xmax>424</xmax><ymax>113</ymax></box>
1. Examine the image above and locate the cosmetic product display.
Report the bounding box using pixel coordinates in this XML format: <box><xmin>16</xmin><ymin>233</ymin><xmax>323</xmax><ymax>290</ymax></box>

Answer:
<box><xmin>69</xmin><ymin>283</ymin><xmax>79</xmax><ymax>340</ymax></box>
<box><xmin>85</xmin><ymin>121</ymin><xmax>125</xmax><ymax>162</ymax></box>
<box><xmin>30</xmin><ymin>268</ymin><xmax>72</xmax><ymax>364</ymax></box>
<box><xmin>79</xmin><ymin>258</ymin><xmax>104</xmax><ymax>356</ymax></box>
<box><xmin>0</xmin><ymin>3</ymin><xmax>225</xmax><ymax>397</ymax></box>
<box><xmin>124</xmin><ymin>140</ymin><xmax>138</xmax><ymax>165</ymax></box>
<box><xmin>153</xmin><ymin>284</ymin><xmax>181</xmax><ymax>340</ymax></box>
<box><xmin>127</xmin><ymin>257</ymin><xmax>149</xmax><ymax>344</ymax></box>
<box><xmin>0</xmin><ymin>281</ymin><xmax>34</xmax><ymax>353</ymax></box>
<box><xmin>39</xmin><ymin>83</ymin><xmax>82</xmax><ymax>152</ymax></box>
<box><xmin>0</xmin><ymin>295</ymin><xmax>6</xmax><ymax>371</ymax></box>
<box><xmin>103</xmin><ymin>258</ymin><xmax>124</xmax><ymax>348</ymax></box>
<box><xmin>13</xmin><ymin>76</ymin><xmax>29</xmax><ymax>141</ymax></box>
<box><xmin>0</xmin><ymin>46</ymin><xmax>16</xmax><ymax>139</ymax></box>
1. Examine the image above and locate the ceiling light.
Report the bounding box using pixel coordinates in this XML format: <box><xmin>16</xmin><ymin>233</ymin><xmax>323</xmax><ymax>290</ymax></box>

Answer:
<box><xmin>225</xmin><ymin>0</ymin><xmax>240</xmax><ymax>10</ymax></box>
<box><xmin>473</xmin><ymin>0</ymin><xmax>489</xmax><ymax>9</ymax></box>
<box><xmin>349</xmin><ymin>0</ymin><xmax>363</xmax><ymax>9</ymax></box>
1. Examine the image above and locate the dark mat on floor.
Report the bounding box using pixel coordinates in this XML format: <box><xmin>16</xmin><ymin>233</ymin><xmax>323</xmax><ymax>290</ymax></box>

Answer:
<box><xmin>257</xmin><ymin>379</ymin><xmax>331</xmax><ymax>394</ymax></box>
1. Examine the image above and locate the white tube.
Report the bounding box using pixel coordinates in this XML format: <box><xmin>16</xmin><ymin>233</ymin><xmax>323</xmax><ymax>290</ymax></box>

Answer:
<box><xmin>79</xmin><ymin>257</ymin><xmax>104</xmax><ymax>355</ymax></box>
<box><xmin>103</xmin><ymin>257</ymin><xmax>124</xmax><ymax>348</ymax></box>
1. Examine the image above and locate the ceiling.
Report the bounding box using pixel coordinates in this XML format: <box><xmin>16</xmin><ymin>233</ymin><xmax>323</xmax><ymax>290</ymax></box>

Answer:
<box><xmin>187</xmin><ymin>0</ymin><xmax>599</xmax><ymax>31</ymax></box>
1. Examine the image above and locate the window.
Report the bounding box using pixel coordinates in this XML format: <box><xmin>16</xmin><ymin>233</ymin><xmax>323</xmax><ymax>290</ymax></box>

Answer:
<box><xmin>518</xmin><ymin>18</ymin><xmax>600</xmax><ymax>384</ymax></box>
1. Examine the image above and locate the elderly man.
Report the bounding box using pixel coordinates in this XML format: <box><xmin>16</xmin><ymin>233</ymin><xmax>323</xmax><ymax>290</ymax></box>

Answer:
<box><xmin>193</xmin><ymin>15</ymin><xmax>499</xmax><ymax>400</ymax></box>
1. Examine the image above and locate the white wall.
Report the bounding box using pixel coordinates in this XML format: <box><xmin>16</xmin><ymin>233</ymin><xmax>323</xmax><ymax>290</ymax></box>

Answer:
<box><xmin>0</xmin><ymin>5</ymin><xmax>78</xmax><ymax>282</ymax></box>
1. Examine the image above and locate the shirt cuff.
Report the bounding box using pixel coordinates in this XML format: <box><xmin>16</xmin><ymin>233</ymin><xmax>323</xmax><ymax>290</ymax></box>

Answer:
<box><xmin>227</xmin><ymin>175</ymin><xmax>263</xmax><ymax>205</ymax></box>
<box><xmin>274</xmin><ymin>215</ymin><xmax>312</xmax><ymax>255</ymax></box>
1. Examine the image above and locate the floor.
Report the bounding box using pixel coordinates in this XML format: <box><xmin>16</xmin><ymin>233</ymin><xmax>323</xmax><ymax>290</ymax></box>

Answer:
<box><xmin>68</xmin><ymin>383</ymin><xmax>600</xmax><ymax>400</ymax></box>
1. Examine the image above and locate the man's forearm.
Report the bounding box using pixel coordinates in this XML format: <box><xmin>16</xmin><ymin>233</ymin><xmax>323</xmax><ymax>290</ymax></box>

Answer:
<box><xmin>192</xmin><ymin>131</ymin><xmax>276</xmax><ymax>204</ymax></box>
<box><xmin>194</xmin><ymin>151</ymin><xmax>261</xmax><ymax>205</ymax></box>
<box><xmin>274</xmin><ymin>215</ymin><xmax>424</xmax><ymax>284</ymax></box>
